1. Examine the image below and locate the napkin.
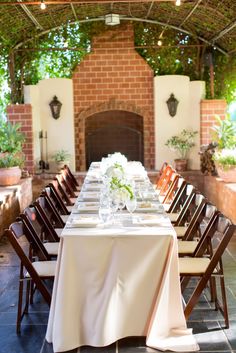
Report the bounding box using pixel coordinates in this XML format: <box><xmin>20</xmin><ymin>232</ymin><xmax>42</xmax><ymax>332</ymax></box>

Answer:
<box><xmin>136</xmin><ymin>202</ymin><xmax>164</xmax><ymax>213</ymax></box>
<box><xmin>68</xmin><ymin>216</ymin><xmax>100</xmax><ymax>228</ymax></box>
<box><xmin>134</xmin><ymin>214</ymin><xmax>167</xmax><ymax>226</ymax></box>
<box><xmin>73</xmin><ymin>203</ymin><xmax>99</xmax><ymax>213</ymax></box>
<box><xmin>81</xmin><ymin>192</ymin><xmax>100</xmax><ymax>201</ymax></box>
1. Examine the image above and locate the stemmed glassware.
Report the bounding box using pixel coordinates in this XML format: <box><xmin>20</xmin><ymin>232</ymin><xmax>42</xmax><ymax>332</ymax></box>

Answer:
<box><xmin>125</xmin><ymin>196</ymin><xmax>137</xmax><ymax>220</ymax></box>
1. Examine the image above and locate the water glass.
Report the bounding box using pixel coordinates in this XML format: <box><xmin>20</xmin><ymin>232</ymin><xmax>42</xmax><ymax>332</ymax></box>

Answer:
<box><xmin>125</xmin><ymin>197</ymin><xmax>137</xmax><ymax>217</ymax></box>
<box><xmin>99</xmin><ymin>204</ymin><xmax>112</xmax><ymax>224</ymax></box>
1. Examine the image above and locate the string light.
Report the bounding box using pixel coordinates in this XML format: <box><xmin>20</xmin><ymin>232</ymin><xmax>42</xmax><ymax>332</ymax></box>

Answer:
<box><xmin>40</xmin><ymin>0</ymin><xmax>46</xmax><ymax>10</ymax></box>
<box><xmin>157</xmin><ymin>40</ymin><xmax>162</xmax><ymax>46</ymax></box>
<box><xmin>175</xmin><ymin>0</ymin><xmax>181</xmax><ymax>6</ymax></box>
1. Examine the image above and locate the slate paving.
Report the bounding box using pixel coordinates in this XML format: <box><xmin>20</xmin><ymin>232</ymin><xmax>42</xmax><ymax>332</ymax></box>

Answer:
<box><xmin>0</xmin><ymin>234</ymin><xmax>236</xmax><ymax>353</ymax></box>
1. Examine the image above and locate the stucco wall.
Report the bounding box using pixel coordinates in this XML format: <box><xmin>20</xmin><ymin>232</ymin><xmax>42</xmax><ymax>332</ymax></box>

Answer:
<box><xmin>24</xmin><ymin>78</ymin><xmax>75</xmax><ymax>172</ymax></box>
<box><xmin>154</xmin><ymin>75</ymin><xmax>205</xmax><ymax>170</ymax></box>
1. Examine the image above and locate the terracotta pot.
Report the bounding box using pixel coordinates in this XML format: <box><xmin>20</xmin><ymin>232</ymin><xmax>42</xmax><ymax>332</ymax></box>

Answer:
<box><xmin>216</xmin><ymin>164</ymin><xmax>236</xmax><ymax>183</ymax></box>
<box><xmin>0</xmin><ymin>166</ymin><xmax>22</xmax><ymax>186</ymax></box>
<box><xmin>174</xmin><ymin>159</ymin><xmax>188</xmax><ymax>172</ymax></box>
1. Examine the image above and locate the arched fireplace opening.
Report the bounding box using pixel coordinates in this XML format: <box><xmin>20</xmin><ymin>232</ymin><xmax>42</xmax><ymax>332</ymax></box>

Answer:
<box><xmin>85</xmin><ymin>110</ymin><xmax>144</xmax><ymax>169</ymax></box>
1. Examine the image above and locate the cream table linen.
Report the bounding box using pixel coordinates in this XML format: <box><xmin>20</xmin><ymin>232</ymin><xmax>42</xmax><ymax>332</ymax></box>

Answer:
<box><xmin>46</xmin><ymin>165</ymin><xmax>199</xmax><ymax>353</ymax></box>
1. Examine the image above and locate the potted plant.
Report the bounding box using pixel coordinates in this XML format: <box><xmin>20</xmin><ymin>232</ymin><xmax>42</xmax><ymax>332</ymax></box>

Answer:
<box><xmin>0</xmin><ymin>119</ymin><xmax>25</xmax><ymax>186</ymax></box>
<box><xmin>52</xmin><ymin>149</ymin><xmax>70</xmax><ymax>171</ymax></box>
<box><xmin>211</xmin><ymin>115</ymin><xmax>236</xmax><ymax>182</ymax></box>
<box><xmin>165</xmin><ymin>129</ymin><xmax>198</xmax><ymax>171</ymax></box>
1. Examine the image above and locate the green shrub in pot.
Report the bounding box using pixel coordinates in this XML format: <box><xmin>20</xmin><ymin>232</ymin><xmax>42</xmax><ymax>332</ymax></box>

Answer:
<box><xmin>0</xmin><ymin>119</ymin><xmax>25</xmax><ymax>185</ymax></box>
<box><xmin>211</xmin><ymin>115</ymin><xmax>236</xmax><ymax>182</ymax></box>
<box><xmin>165</xmin><ymin>129</ymin><xmax>198</xmax><ymax>171</ymax></box>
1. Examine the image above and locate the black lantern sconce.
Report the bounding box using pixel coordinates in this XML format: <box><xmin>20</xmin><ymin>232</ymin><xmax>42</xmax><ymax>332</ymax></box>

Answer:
<box><xmin>166</xmin><ymin>93</ymin><xmax>179</xmax><ymax>117</ymax></box>
<box><xmin>49</xmin><ymin>96</ymin><xmax>62</xmax><ymax>120</ymax></box>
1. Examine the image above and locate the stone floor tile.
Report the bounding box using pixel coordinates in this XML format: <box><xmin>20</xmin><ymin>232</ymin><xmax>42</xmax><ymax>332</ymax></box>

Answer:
<box><xmin>0</xmin><ymin>323</ymin><xmax>47</xmax><ymax>353</ymax></box>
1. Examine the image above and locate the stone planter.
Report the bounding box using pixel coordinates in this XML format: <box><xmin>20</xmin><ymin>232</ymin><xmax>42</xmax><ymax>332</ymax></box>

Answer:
<box><xmin>174</xmin><ymin>159</ymin><xmax>188</xmax><ymax>172</ymax></box>
<box><xmin>0</xmin><ymin>166</ymin><xmax>22</xmax><ymax>186</ymax></box>
<box><xmin>216</xmin><ymin>164</ymin><xmax>236</xmax><ymax>183</ymax></box>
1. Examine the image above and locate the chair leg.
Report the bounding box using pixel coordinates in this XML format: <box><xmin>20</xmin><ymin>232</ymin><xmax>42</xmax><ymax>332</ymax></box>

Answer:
<box><xmin>16</xmin><ymin>279</ymin><xmax>24</xmax><ymax>334</ymax></box>
<box><xmin>209</xmin><ymin>276</ymin><xmax>217</xmax><ymax>304</ymax></box>
<box><xmin>24</xmin><ymin>279</ymin><xmax>31</xmax><ymax>314</ymax></box>
<box><xmin>217</xmin><ymin>275</ymin><xmax>229</xmax><ymax>328</ymax></box>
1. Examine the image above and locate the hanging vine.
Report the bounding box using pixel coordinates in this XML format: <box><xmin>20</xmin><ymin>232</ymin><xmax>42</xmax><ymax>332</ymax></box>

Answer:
<box><xmin>0</xmin><ymin>21</ymin><xmax>235</xmax><ymax>113</ymax></box>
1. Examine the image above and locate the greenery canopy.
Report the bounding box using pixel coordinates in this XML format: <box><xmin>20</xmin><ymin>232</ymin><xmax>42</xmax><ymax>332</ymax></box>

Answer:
<box><xmin>0</xmin><ymin>21</ymin><xmax>235</xmax><ymax>116</ymax></box>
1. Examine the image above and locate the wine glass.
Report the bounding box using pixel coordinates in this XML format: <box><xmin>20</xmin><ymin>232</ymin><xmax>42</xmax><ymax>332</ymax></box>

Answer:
<box><xmin>99</xmin><ymin>204</ymin><xmax>112</xmax><ymax>224</ymax></box>
<box><xmin>125</xmin><ymin>197</ymin><xmax>137</xmax><ymax>220</ymax></box>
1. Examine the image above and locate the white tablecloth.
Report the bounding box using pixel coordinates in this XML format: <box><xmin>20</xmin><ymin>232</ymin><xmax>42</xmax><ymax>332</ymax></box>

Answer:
<box><xmin>46</xmin><ymin>164</ymin><xmax>199</xmax><ymax>352</ymax></box>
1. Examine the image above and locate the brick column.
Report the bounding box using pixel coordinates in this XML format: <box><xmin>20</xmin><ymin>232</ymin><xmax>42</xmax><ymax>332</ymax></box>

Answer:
<box><xmin>200</xmin><ymin>99</ymin><xmax>227</xmax><ymax>145</ymax></box>
<box><xmin>6</xmin><ymin>104</ymin><xmax>34</xmax><ymax>174</ymax></box>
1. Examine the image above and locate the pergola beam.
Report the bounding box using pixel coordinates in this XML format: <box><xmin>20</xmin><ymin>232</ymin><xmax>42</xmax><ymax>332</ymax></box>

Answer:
<box><xmin>17</xmin><ymin>0</ymin><xmax>44</xmax><ymax>29</ymax></box>
<box><xmin>13</xmin><ymin>16</ymin><xmax>228</xmax><ymax>56</ymax></box>
<box><xmin>70</xmin><ymin>3</ymin><xmax>78</xmax><ymax>20</ymax></box>
<box><xmin>180</xmin><ymin>0</ymin><xmax>202</xmax><ymax>27</ymax></box>
<box><xmin>0</xmin><ymin>0</ymin><xmax>177</xmax><ymax>4</ymax></box>
<box><xmin>211</xmin><ymin>20</ymin><xmax>236</xmax><ymax>42</ymax></box>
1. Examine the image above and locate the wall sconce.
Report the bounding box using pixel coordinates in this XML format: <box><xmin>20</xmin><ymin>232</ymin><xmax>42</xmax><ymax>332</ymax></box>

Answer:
<box><xmin>166</xmin><ymin>93</ymin><xmax>179</xmax><ymax>117</ymax></box>
<box><xmin>49</xmin><ymin>96</ymin><xmax>62</xmax><ymax>120</ymax></box>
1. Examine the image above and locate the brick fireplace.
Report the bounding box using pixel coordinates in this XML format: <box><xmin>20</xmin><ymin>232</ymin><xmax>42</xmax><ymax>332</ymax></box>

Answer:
<box><xmin>73</xmin><ymin>23</ymin><xmax>154</xmax><ymax>171</ymax></box>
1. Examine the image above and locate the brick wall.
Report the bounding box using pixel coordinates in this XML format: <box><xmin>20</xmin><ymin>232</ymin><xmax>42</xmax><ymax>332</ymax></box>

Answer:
<box><xmin>200</xmin><ymin>99</ymin><xmax>227</xmax><ymax>145</ymax></box>
<box><xmin>6</xmin><ymin>104</ymin><xmax>34</xmax><ymax>174</ymax></box>
<box><xmin>73</xmin><ymin>23</ymin><xmax>154</xmax><ymax>171</ymax></box>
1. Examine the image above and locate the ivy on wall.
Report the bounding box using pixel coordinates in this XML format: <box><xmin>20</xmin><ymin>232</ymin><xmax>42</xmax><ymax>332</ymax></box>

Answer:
<box><xmin>0</xmin><ymin>21</ymin><xmax>235</xmax><ymax>115</ymax></box>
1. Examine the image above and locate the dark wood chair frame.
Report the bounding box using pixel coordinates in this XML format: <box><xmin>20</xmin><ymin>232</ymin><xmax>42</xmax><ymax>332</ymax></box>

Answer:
<box><xmin>5</xmin><ymin>222</ymin><xmax>53</xmax><ymax>333</ymax></box>
<box><xmin>180</xmin><ymin>214</ymin><xmax>236</xmax><ymax>328</ymax></box>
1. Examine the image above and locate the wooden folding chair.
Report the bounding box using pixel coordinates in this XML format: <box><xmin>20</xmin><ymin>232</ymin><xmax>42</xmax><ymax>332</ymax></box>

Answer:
<box><xmin>16</xmin><ymin>215</ymin><xmax>57</xmax><ymax>261</ymax></box>
<box><xmin>36</xmin><ymin>195</ymin><xmax>66</xmax><ymax>228</ymax></box>
<box><xmin>23</xmin><ymin>205</ymin><xmax>60</xmax><ymax>243</ymax></box>
<box><xmin>179</xmin><ymin>214</ymin><xmax>236</xmax><ymax>328</ymax></box>
<box><xmin>44</xmin><ymin>183</ymin><xmax>71</xmax><ymax>215</ymax></box>
<box><xmin>5</xmin><ymin>222</ymin><xmax>56</xmax><ymax>333</ymax></box>
<box><xmin>167</xmin><ymin>184</ymin><xmax>196</xmax><ymax>224</ymax></box>
<box><xmin>63</xmin><ymin>164</ymin><xmax>80</xmax><ymax>188</ymax></box>
<box><xmin>56</xmin><ymin>174</ymin><xmax>78</xmax><ymax>199</ymax></box>
<box><xmin>178</xmin><ymin>203</ymin><xmax>219</xmax><ymax>256</ymax></box>
<box><xmin>159</xmin><ymin>172</ymin><xmax>180</xmax><ymax>203</ymax></box>
<box><xmin>162</xmin><ymin>177</ymin><xmax>186</xmax><ymax>212</ymax></box>
<box><xmin>174</xmin><ymin>193</ymin><xmax>207</xmax><ymax>238</ymax></box>
<box><xmin>52</xmin><ymin>178</ymin><xmax>76</xmax><ymax>206</ymax></box>
<box><xmin>61</xmin><ymin>166</ymin><xmax>80</xmax><ymax>192</ymax></box>
<box><xmin>155</xmin><ymin>164</ymin><xmax>174</xmax><ymax>194</ymax></box>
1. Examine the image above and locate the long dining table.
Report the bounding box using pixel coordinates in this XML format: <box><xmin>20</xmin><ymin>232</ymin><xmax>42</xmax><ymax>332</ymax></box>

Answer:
<box><xmin>46</xmin><ymin>161</ymin><xmax>199</xmax><ymax>352</ymax></box>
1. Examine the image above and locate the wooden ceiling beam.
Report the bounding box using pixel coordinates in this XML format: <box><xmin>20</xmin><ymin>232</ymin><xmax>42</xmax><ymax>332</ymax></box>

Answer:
<box><xmin>16</xmin><ymin>0</ymin><xmax>44</xmax><ymax>29</ymax></box>
<box><xmin>0</xmin><ymin>0</ymin><xmax>177</xmax><ymax>4</ymax></box>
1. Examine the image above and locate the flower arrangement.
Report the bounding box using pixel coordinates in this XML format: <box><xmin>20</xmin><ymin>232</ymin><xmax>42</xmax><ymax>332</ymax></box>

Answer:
<box><xmin>100</xmin><ymin>153</ymin><xmax>134</xmax><ymax>203</ymax></box>
<box><xmin>110</xmin><ymin>176</ymin><xmax>134</xmax><ymax>201</ymax></box>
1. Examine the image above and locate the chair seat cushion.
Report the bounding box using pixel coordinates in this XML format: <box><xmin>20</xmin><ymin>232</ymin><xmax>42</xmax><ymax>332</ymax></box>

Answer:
<box><xmin>26</xmin><ymin>260</ymin><xmax>56</xmax><ymax>277</ymax></box>
<box><xmin>178</xmin><ymin>240</ymin><xmax>198</xmax><ymax>254</ymax></box>
<box><xmin>61</xmin><ymin>215</ymin><xmax>69</xmax><ymax>223</ymax></box>
<box><xmin>159</xmin><ymin>195</ymin><xmax>165</xmax><ymax>203</ymax></box>
<box><xmin>66</xmin><ymin>205</ymin><xmax>73</xmax><ymax>213</ymax></box>
<box><xmin>70</xmin><ymin>197</ymin><xmax>77</xmax><ymax>205</ymax></box>
<box><xmin>179</xmin><ymin>257</ymin><xmax>210</xmax><ymax>275</ymax></box>
<box><xmin>163</xmin><ymin>203</ymin><xmax>171</xmax><ymax>212</ymax></box>
<box><xmin>174</xmin><ymin>226</ymin><xmax>187</xmax><ymax>238</ymax></box>
<box><xmin>55</xmin><ymin>228</ymin><xmax>63</xmax><ymax>237</ymax></box>
<box><xmin>44</xmin><ymin>242</ymin><xmax>59</xmax><ymax>256</ymax></box>
<box><xmin>168</xmin><ymin>213</ymin><xmax>179</xmax><ymax>223</ymax></box>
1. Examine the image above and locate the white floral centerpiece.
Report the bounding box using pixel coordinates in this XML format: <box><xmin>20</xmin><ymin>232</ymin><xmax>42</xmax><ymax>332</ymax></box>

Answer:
<box><xmin>99</xmin><ymin>153</ymin><xmax>135</xmax><ymax>206</ymax></box>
